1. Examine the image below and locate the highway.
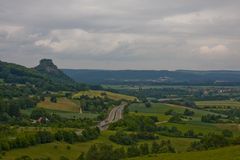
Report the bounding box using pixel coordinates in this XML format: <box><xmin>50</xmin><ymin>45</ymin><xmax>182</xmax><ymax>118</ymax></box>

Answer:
<box><xmin>98</xmin><ymin>102</ymin><xmax>127</xmax><ymax>130</ymax></box>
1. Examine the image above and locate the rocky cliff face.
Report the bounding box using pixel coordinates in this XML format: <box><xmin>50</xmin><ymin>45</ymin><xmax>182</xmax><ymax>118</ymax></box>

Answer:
<box><xmin>35</xmin><ymin>59</ymin><xmax>61</xmax><ymax>75</ymax></box>
<box><xmin>35</xmin><ymin>59</ymin><xmax>74</xmax><ymax>82</ymax></box>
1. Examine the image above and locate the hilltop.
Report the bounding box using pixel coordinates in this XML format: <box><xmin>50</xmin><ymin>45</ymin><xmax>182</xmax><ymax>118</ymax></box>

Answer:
<box><xmin>0</xmin><ymin>59</ymin><xmax>88</xmax><ymax>91</ymax></box>
<box><xmin>35</xmin><ymin>59</ymin><xmax>74</xmax><ymax>84</ymax></box>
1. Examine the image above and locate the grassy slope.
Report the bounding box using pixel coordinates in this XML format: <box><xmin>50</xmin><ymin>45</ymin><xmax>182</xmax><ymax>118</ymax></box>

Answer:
<box><xmin>22</xmin><ymin>108</ymin><xmax>98</xmax><ymax>119</ymax></box>
<box><xmin>5</xmin><ymin>129</ymin><xmax>238</xmax><ymax>160</ymax></box>
<box><xmin>129</xmin><ymin>103</ymin><xmax>240</xmax><ymax>135</ymax></box>
<box><xmin>73</xmin><ymin>90</ymin><xmax>137</xmax><ymax>101</ymax></box>
<box><xmin>196</xmin><ymin>100</ymin><xmax>240</xmax><ymax>108</ymax></box>
<box><xmin>4</xmin><ymin>131</ymin><xmax>196</xmax><ymax>160</ymax></box>
<box><xmin>127</xmin><ymin>145</ymin><xmax>240</xmax><ymax>160</ymax></box>
<box><xmin>129</xmin><ymin>103</ymin><xmax>214</xmax><ymax>121</ymax></box>
<box><xmin>37</xmin><ymin>97</ymin><xmax>80</xmax><ymax>112</ymax></box>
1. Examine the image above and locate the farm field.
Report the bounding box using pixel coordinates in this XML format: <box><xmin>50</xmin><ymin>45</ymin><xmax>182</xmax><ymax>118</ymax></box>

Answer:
<box><xmin>129</xmin><ymin>103</ymin><xmax>216</xmax><ymax>121</ymax></box>
<box><xmin>37</xmin><ymin>97</ymin><xmax>80</xmax><ymax>112</ymax></box>
<box><xmin>21</xmin><ymin>108</ymin><xmax>98</xmax><ymax>119</ymax></box>
<box><xmin>73</xmin><ymin>90</ymin><xmax>137</xmax><ymax>101</ymax></box>
<box><xmin>196</xmin><ymin>100</ymin><xmax>240</xmax><ymax>109</ymax></box>
<box><xmin>160</xmin><ymin>122</ymin><xmax>222</xmax><ymax>134</ymax></box>
<box><xmin>128</xmin><ymin>103</ymin><xmax>240</xmax><ymax>135</ymax></box>
<box><xmin>127</xmin><ymin>145</ymin><xmax>240</xmax><ymax>160</ymax></box>
<box><xmin>3</xmin><ymin>130</ymin><xmax>196</xmax><ymax>160</ymax></box>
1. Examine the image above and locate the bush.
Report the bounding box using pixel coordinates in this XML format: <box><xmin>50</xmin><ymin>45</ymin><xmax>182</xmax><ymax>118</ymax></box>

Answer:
<box><xmin>55</xmin><ymin>130</ymin><xmax>82</xmax><ymax>144</ymax></box>
<box><xmin>139</xmin><ymin>143</ymin><xmax>149</xmax><ymax>155</ymax></box>
<box><xmin>50</xmin><ymin>96</ymin><xmax>57</xmax><ymax>103</ymax></box>
<box><xmin>222</xmin><ymin>129</ymin><xmax>233</xmax><ymax>137</ymax></box>
<box><xmin>109</xmin><ymin>131</ymin><xmax>136</xmax><ymax>145</ymax></box>
<box><xmin>133</xmin><ymin>132</ymin><xmax>159</xmax><ymax>140</ymax></box>
<box><xmin>201</xmin><ymin>114</ymin><xmax>222</xmax><ymax>123</ymax></box>
<box><xmin>168</xmin><ymin>115</ymin><xmax>183</xmax><ymax>123</ymax></box>
<box><xmin>184</xmin><ymin>130</ymin><xmax>197</xmax><ymax>138</ymax></box>
<box><xmin>190</xmin><ymin>134</ymin><xmax>229</xmax><ymax>151</ymax></box>
<box><xmin>109</xmin><ymin>115</ymin><xmax>158</xmax><ymax>132</ymax></box>
<box><xmin>80</xmin><ymin>127</ymin><xmax>100</xmax><ymax>142</ymax></box>
<box><xmin>59</xmin><ymin>156</ymin><xmax>69</xmax><ymax>160</ymax></box>
<box><xmin>151</xmin><ymin>140</ymin><xmax>175</xmax><ymax>154</ymax></box>
<box><xmin>183</xmin><ymin>109</ymin><xmax>194</xmax><ymax>116</ymax></box>
<box><xmin>36</xmin><ymin>131</ymin><xmax>54</xmax><ymax>144</ymax></box>
<box><xmin>164</xmin><ymin>109</ymin><xmax>176</xmax><ymax>116</ymax></box>
<box><xmin>85</xmin><ymin>144</ymin><xmax>126</xmax><ymax>160</ymax></box>
<box><xmin>15</xmin><ymin>155</ymin><xmax>32</xmax><ymax>160</ymax></box>
<box><xmin>127</xmin><ymin>145</ymin><xmax>141</xmax><ymax>157</ymax></box>
<box><xmin>145</xmin><ymin>102</ymin><xmax>151</xmax><ymax>108</ymax></box>
<box><xmin>30</xmin><ymin>108</ymin><xmax>49</xmax><ymax>119</ymax></box>
<box><xmin>66</xmin><ymin>145</ymin><xmax>71</xmax><ymax>150</ymax></box>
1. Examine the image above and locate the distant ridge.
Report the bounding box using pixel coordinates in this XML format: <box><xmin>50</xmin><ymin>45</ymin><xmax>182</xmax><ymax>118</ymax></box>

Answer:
<box><xmin>62</xmin><ymin>69</ymin><xmax>240</xmax><ymax>85</ymax></box>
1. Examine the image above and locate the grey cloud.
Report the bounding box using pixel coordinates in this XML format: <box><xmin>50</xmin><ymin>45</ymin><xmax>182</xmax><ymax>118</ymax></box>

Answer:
<box><xmin>0</xmin><ymin>0</ymin><xmax>240</xmax><ymax>70</ymax></box>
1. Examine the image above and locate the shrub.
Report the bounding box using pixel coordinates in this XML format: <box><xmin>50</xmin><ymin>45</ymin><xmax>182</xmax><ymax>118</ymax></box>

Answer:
<box><xmin>15</xmin><ymin>155</ymin><xmax>32</xmax><ymax>160</ymax></box>
<box><xmin>168</xmin><ymin>115</ymin><xmax>183</xmax><ymax>123</ymax></box>
<box><xmin>222</xmin><ymin>129</ymin><xmax>233</xmax><ymax>137</ymax></box>
<box><xmin>109</xmin><ymin>131</ymin><xmax>136</xmax><ymax>145</ymax></box>
<box><xmin>183</xmin><ymin>109</ymin><xmax>194</xmax><ymax>116</ymax></box>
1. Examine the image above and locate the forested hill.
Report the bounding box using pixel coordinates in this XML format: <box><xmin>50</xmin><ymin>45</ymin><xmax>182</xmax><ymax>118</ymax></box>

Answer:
<box><xmin>0</xmin><ymin>59</ymin><xmax>88</xmax><ymax>91</ymax></box>
<box><xmin>62</xmin><ymin>69</ymin><xmax>240</xmax><ymax>85</ymax></box>
<box><xmin>34</xmin><ymin>59</ymin><xmax>75</xmax><ymax>84</ymax></box>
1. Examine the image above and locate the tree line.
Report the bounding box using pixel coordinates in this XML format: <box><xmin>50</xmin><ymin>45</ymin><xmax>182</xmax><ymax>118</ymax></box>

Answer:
<box><xmin>0</xmin><ymin>127</ymin><xmax>100</xmax><ymax>152</ymax></box>
<box><xmin>79</xmin><ymin>140</ymin><xmax>175</xmax><ymax>160</ymax></box>
<box><xmin>109</xmin><ymin>130</ymin><xmax>158</xmax><ymax>145</ymax></box>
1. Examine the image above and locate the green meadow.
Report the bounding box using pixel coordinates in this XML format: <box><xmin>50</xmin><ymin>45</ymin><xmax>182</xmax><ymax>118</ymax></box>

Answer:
<box><xmin>3</xmin><ymin>130</ymin><xmax>196</xmax><ymax>160</ymax></box>
<box><xmin>21</xmin><ymin>108</ymin><xmax>98</xmax><ymax>119</ymax></box>
<box><xmin>73</xmin><ymin>90</ymin><xmax>137</xmax><ymax>101</ymax></box>
<box><xmin>127</xmin><ymin>145</ymin><xmax>240</xmax><ymax>160</ymax></box>
<box><xmin>128</xmin><ymin>103</ymin><xmax>240</xmax><ymax>135</ymax></box>
<box><xmin>196</xmin><ymin>100</ymin><xmax>240</xmax><ymax>109</ymax></box>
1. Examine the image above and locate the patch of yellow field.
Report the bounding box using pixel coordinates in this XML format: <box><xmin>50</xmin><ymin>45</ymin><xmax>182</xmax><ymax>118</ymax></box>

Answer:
<box><xmin>73</xmin><ymin>90</ymin><xmax>137</xmax><ymax>101</ymax></box>
<box><xmin>37</xmin><ymin>97</ymin><xmax>80</xmax><ymax>112</ymax></box>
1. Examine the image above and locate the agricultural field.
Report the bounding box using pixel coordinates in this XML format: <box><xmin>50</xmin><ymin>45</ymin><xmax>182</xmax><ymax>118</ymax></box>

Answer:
<box><xmin>129</xmin><ymin>103</ymin><xmax>216</xmax><ymax>122</ymax></box>
<box><xmin>37</xmin><ymin>97</ymin><xmax>80</xmax><ymax>112</ymax></box>
<box><xmin>128</xmin><ymin>103</ymin><xmax>240</xmax><ymax>135</ymax></box>
<box><xmin>73</xmin><ymin>90</ymin><xmax>137</xmax><ymax>101</ymax></box>
<box><xmin>160</xmin><ymin>122</ymin><xmax>222</xmax><ymax>135</ymax></box>
<box><xmin>196</xmin><ymin>100</ymin><xmax>240</xmax><ymax>109</ymax></box>
<box><xmin>127</xmin><ymin>145</ymin><xmax>240</xmax><ymax>160</ymax></box>
<box><xmin>21</xmin><ymin>108</ymin><xmax>98</xmax><ymax>119</ymax></box>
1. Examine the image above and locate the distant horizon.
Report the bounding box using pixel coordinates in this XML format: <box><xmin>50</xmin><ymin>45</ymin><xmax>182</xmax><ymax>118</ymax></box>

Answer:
<box><xmin>62</xmin><ymin>68</ymin><xmax>240</xmax><ymax>72</ymax></box>
<box><xmin>2</xmin><ymin>58</ymin><xmax>240</xmax><ymax>72</ymax></box>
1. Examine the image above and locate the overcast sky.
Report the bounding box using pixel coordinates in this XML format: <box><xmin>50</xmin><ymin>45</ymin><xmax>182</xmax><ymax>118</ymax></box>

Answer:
<box><xmin>0</xmin><ymin>0</ymin><xmax>240</xmax><ymax>70</ymax></box>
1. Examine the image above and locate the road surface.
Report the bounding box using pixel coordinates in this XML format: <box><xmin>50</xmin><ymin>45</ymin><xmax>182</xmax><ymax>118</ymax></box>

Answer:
<box><xmin>98</xmin><ymin>102</ymin><xmax>127</xmax><ymax>130</ymax></box>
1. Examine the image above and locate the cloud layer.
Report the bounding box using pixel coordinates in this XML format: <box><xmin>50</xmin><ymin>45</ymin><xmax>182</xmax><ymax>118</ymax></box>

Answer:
<box><xmin>0</xmin><ymin>0</ymin><xmax>239</xmax><ymax>70</ymax></box>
